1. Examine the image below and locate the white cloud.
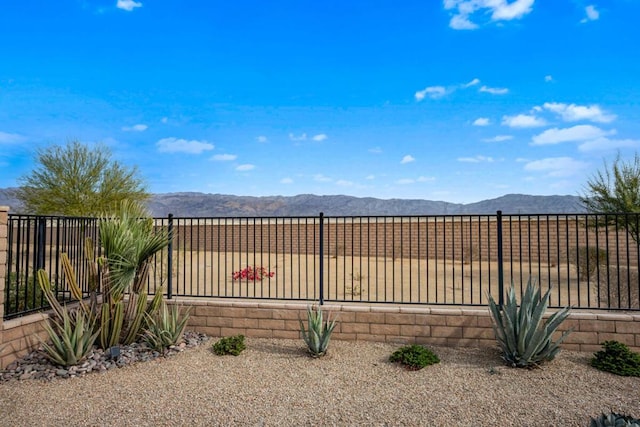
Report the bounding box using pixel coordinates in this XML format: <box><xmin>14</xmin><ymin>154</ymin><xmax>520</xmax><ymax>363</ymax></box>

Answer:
<box><xmin>396</xmin><ymin>178</ymin><xmax>416</xmax><ymax>185</ymax></box>
<box><xmin>211</xmin><ymin>154</ymin><xmax>237</xmax><ymax>161</ymax></box>
<box><xmin>444</xmin><ymin>0</ymin><xmax>534</xmax><ymax>30</ymax></box>
<box><xmin>544</xmin><ymin>75</ymin><xmax>553</xmax><ymax>82</ymax></box>
<box><xmin>365</xmin><ymin>174</ymin><xmax>375</xmax><ymax>180</ymax></box>
<box><xmin>581</xmin><ymin>5</ymin><xmax>599</xmax><ymax>23</ymax></box>
<box><xmin>578</xmin><ymin>137</ymin><xmax>640</xmax><ymax>152</ymax></box>
<box><xmin>161</xmin><ymin>117</ymin><xmax>168</xmax><ymax>124</ymax></box>
<box><xmin>532</xmin><ymin>125</ymin><xmax>616</xmax><ymax>145</ymax></box>
<box><xmin>463</xmin><ymin>78</ymin><xmax>481</xmax><ymax>87</ymax></box>
<box><xmin>524</xmin><ymin>157</ymin><xmax>588</xmax><ymax>177</ymax></box>
<box><xmin>256</xmin><ymin>136</ymin><xmax>268</xmax><ymax>143</ymax></box>
<box><xmin>482</xmin><ymin>135</ymin><xmax>513</xmax><ymax>142</ymax></box>
<box><xmin>280</xmin><ymin>177</ymin><xmax>293</xmax><ymax>184</ymax></box>
<box><xmin>116</xmin><ymin>0</ymin><xmax>142</xmax><ymax>11</ymax></box>
<box><xmin>502</xmin><ymin>114</ymin><xmax>547</xmax><ymax>128</ymax></box>
<box><xmin>473</xmin><ymin>117</ymin><xmax>490</xmax><ymax>126</ymax></box>
<box><xmin>369</xmin><ymin>147</ymin><xmax>383</xmax><ymax>154</ymax></box>
<box><xmin>313</xmin><ymin>174</ymin><xmax>332</xmax><ymax>182</ymax></box>
<box><xmin>458</xmin><ymin>155</ymin><xmax>495</xmax><ymax>163</ymax></box>
<box><xmin>0</xmin><ymin>131</ymin><xmax>25</xmax><ymax>144</ymax></box>
<box><xmin>288</xmin><ymin>133</ymin><xmax>307</xmax><ymax>141</ymax></box>
<box><xmin>156</xmin><ymin>137</ymin><xmax>214</xmax><ymax>154</ymax></box>
<box><xmin>479</xmin><ymin>85</ymin><xmax>509</xmax><ymax>95</ymax></box>
<box><xmin>542</xmin><ymin>102</ymin><xmax>616</xmax><ymax>123</ymax></box>
<box><xmin>312</xmin><ymin>134</ymin><xmax>328</xmax><ymax>142</ymax></box>
<box><xmin>401</xmin><ymin>155</ymin><xmax>415</xmax><ymax>164</ymax></box>
<box><xmin>417</xmin><ymin>176</ymin><xmax>435</xmax><ymax>182</ymax></box>
<box><xmin>336</xmin><ymin>179</ymin><xmax>353</xmax><ymax>186</ymax></box>
<box><xmin>236</xmin><ymin>164</ymin><xmax>255</xmax><ymax>171</ymax></box>
<box><xmin>396</xmin><ymin>176</ymin><xmax>434</xmax><ymax>185</ymax></box>
<box><xmin>122</xmin><ymin>124</ymin><xmax>148</xmax><ymax>132</ymax></box>
<box><xmin>415</xmin><ymin>86</ymin><xmax>447</xmax><ymax>101</ymax></box>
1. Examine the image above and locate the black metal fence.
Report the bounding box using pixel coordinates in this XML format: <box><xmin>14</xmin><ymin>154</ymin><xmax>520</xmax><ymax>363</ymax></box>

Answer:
<box><xmin>4</xmin><ymin>211</ymin><xmax>640</xmax><ymax>319</ymax></box>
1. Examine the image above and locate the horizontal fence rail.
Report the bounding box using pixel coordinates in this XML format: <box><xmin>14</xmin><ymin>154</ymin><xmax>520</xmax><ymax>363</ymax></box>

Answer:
<box><xmin>4</xmin><ymin>211</ymin><xmax>640</xmax><ymax>319</ymax></box>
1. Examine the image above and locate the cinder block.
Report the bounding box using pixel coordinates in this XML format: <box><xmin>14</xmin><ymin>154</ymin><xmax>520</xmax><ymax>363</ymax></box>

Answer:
<box><xmin>400</xmin><ymin>324</ymin><xmax>431</xmax><ymax>337</ymax></box>
<box><xmin>195</xmin><ymin>306</ymin><xmax>222</xmax><ymax>317</ymax></box>
<box><xmin>232</xmin><ymin>318</ymin><xmax>259</xmax><ymax>329</ymax></box>
<box><xmin>580</xmin><ymin>344</ymin><xmax>603</xmax><ymax>353</ymax></box>
<box><xmin>476</xmin><ymin>316</ymin><xmax>494</xmax><ymax>328</ymax></box>
<box><xmin>219</xmin><ymin>327</ymin><xmax>242</xmax><ymax>337</ymax></box>
<box><xmin>284</xmin><ymin>320</ymin><xmax>300</xmax><ymax>331</ymax></box>
<box><xmin>445</xmin><ymin>315</ymin><xmax>477</xmax><ymax>327</ymax></box>
<box><xmin>258</xmin><ymin>319</ymin><xmax>285</xmax><ymax>330</ymax></box>
<box><xmin>616</xmin><ymin>321</ymin><xmax>640</xmax><ymax>334</ymax></box>
<box><xmin>386</xmin><ymin>336</ymin><xmax>412</xmax><ymax>345</ymax></box>
<box><xmin>207</xmin><ymin>317</ymin><xmax>233</xmax><ymax>327</ymax></box>
<box><xmin>599</xmin><ymin>333</ymin><xmax>636</xmax><ymax>346</ymax></box>
<box><xmin>273</xmin><ymin>309</ymin><xmax>306</xmax><ymax>320</ymax></box>
<box><xmin>2</xmin><ymin>326</ymin><xmax>25</xmax><ymax>343</ymax></box>
<box><xmin>340</xmin><ymin>322</ymin><xmax>370</xmax><ymax>334</ymax></box>
<box><xmin>197</xmin><ymin>326</ymin><xmax>221</xmax><ymax>337</ymax></box>
<box><xmin>565</xmin><ymin>331</ymin><xmax>598</xmax><ymax>345</ymax></box>
<box><xmin>431</xmin><ymin>326</ymin><xmax>463</xmax><ymax>339</ymax></box>
<box><xmin>245</xmin><ymin>308</ymin><xmax>273</xmax><ymax>319</ymax></box>
<box><xmin>187</xmin><ymin>316</ymin><xmax>207</xmax><ymax>327</ymax></box>
<box><xmin>416</xmin><ymin>336</ymin><xmax>448</xmax><ymax>346</ymax></box>
<box><xmin>370</xmin><ymin>324</ymin><xmax>401</xmax><ymax>336</ymax></box>
<box><xmin>226</xmin><ymin>307</ymin><xmax>250</xmax><ymax>318</ymax></box>
<box><xmin>476</xmin><ymin>339</ymin><xmax>495</xmax><ymax>348</ymax></box>
<box><xmin>334</xmin><ymin>311</ymin><xmax>355</xmax><ymax>323</ymax></box>
<box><xmin>463</xmin><ymin>327</ymin><xmax>494</xmax><ymax>339</ymax></box>
<box><xmin>273</xmin><ymin>330</ymin><xmax>299</xmax><ymax>340</ymax></box>
<box><xmin>355</xmin><ymin>312</ymin><xmax>385</xmax><ymax>324</ymax></box>
<box><xmin>579</xmin><ymin>319</ymin><xmax>615</xmax><ymax>333</ymax></box>
<box><xmin>561</xmin><ymin>343</ymin><xmax>581</xmax><ymax>351</ymax></box>
<box><xmin>385</xmin><ymin>313</ymin><xmax>415</xmax><ymax>325</ymax></box>
<box><xmin>332</xmin><ymin>332</ymin><xmax>357</xmax><ymax>341</ymax></box>
<box><xmin>417</xmin><ymin>314</ymin><xmax>447</xmax><ymax>326</ymax></box>
<box><xmin>447</xmin><ymin>338</ymin><xmax>478</xmax><ymax>348</ymax></box>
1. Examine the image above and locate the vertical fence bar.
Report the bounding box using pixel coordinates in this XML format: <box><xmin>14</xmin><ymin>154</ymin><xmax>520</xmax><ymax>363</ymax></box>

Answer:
<box><xmin>167</xmin><ymin>213</ymin><xmax>173</xmax><ymax>299</ymax></box>
<box><xmin>497</xmin><ymin>210</ymin><xmax>504</xmax><ymax>307</ymax></box>
<box><xmin>319</xmin><ymin>212</ymin><xmax>324</xmax><ymax>305</ymax></box>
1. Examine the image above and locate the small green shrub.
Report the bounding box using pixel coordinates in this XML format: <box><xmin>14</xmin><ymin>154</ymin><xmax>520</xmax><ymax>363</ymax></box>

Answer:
<box><xmin>389</xmin><ymin>344</ymin><xmax>439</xmax><ymax>370</ymax></box>
<box><xmin>568</xmin><ymin>246</ymin><xmax>607</xmax><ymax>280</ymax></box>
<box><xmin>591</xmin><ymin>341</ymin><xmax>640</xmax><ymax>377</ymax></box>
<box><xmin>212</xmin><ymin>335</ymin><xmax>246</xmax><ymax>356</ymax></box>
<box><xmin>488</xmin><ymin>278</ymin><xmax>572</xmax><ymax>368</ymax></box>
<box><xmin>589</xmin><ymin>411</ymin><xmax>640</xmax><ymax>427</ymax></box>
<box><xmin>299</xmin><ymin>305</ymin><xmax>337</xmax><ymax>357</ymax></box>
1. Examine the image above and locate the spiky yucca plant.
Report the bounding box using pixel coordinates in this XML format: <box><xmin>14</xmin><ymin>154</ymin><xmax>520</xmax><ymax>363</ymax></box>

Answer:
<box><xmin>488</xmin><ymin>279</ymin><xmax>572</xmax><ymax>368</ymax></box>
<box><xmin>39</xmin><ymin>309</ymin><xmax>99</xmax><ymax>367</ymax></box>
<box><xmin>143</xmin><ymin>303</ymin><xmax>191</xmax><ymax>352</ymax></box>
<box><xmin>299</xmin><ymin>305</ymin><xmax>337</xmax><ymax>357</ymax></box>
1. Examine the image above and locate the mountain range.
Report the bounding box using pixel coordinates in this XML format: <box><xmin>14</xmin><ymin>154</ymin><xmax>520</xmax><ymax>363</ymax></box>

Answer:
<box><xmin>0</xmin><ymin>187</ymin><xmax>586</xmax><ymax>217</ymax></box>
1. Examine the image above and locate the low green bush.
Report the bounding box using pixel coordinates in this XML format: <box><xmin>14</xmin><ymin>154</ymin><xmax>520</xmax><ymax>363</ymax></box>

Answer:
<box><xmin>389</xmin><ymin>344</ymin><xmax>439</xmax><ymax>370</ymax></box>
<box><xmin>591</xmin><ymin>341</ymin><xmax>640</xmax><ymax>377</ymax></box>
<box><xmin>589</xmin><ymin>411</ymin><xmax>640</xmax><ymax>427</ymax></box>
<box><xmin>212</xmin><ymin>335</ymin><xmax>246</xmax><ymax>356</ymax></box>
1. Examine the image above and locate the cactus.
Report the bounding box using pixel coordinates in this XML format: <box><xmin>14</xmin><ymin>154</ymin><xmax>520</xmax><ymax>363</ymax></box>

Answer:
<box><xmin>299</xmin><ymin>305</ymin><xmax>337</xmax><ymax>357</ymax></box>
<box><xmin>488</xmin><ymin>278</ymin><xmax>572</xmax><ymax>368</ymax></box>
<box><xmin>143</xmin><ymin>302</ymin><xmax>191</xmax><ymax>351</ymax></box>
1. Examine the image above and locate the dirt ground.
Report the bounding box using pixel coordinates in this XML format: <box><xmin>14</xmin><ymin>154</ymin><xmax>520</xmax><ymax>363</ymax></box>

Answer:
<box><xmin>145</xmin><ymin>250</ymin><xmax>615</xmax><ymax>309</ymax></box>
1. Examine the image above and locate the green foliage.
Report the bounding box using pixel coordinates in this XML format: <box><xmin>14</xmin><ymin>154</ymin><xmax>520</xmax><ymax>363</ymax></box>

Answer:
<box><xmin>37</xmin><ymin>200</ymin><xmax>171</xmax><ymax>350</ymax></box>
<box><xmin>589</xmin><ymin>412</ymin><xmax>640</xmax><ymax>427</ymax></box>
<box><xmin>16</xmin><ymin>140</ymin><xmax>148</xmax><ymax>216</ymax></box>
<box><xmin>591</xmin><ymin>341</ymin><xmax>640</xmax><ymax>377</ymax></box>
<box><xmin>581</xmin><ymin>153</ymin><xmax>640</xmax><ymax>243</ymax></box>
<box><xmin>212</xmin><ymin>335</ymin><xmax>246</xmax><ymax>356</ymax></box>
<box><xmin>568</xmin><ymin>246</ymin><xmax>608</xmax><ymax>280</ymax></box>
<box><xmin>5</xmin><ymin>272</ymin><xmax>49</xmax><ymax>313</ymax></box>
<box><xmin>389</xmin><ymin>344</ymin><xmax>440</xmax><ymax>370</ymax></box>
<box><xmin>299</xmin><ymin>305</ymin><xmax>337</xmax><ymax>357</ymax></box>
<box><xmin>39</xmin><ymin>309</ymin><xmax>99</xmax><ymax>367</ymax></box>
<box><xmin>488</xmin><ymin>279</ymin><xmax>572</xmax><ymax>368</ymax></box>
<box><xmin>144</xmin><ymin>303</ymin><xmax>191</xmax><ymax>352</ymax></box>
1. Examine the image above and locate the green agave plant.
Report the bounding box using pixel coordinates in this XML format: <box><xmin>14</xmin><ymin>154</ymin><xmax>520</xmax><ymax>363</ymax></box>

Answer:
<box><xmin>143</xmin><ymin>302</ymin><xmax>191</xmax><ymax>352</ymax></box>
<box><xmin>488</xmin><ymin>279</ymin><xmax>572</xmax><ymax>368</ymax></box>
<box><xmin>39</xmin><ymin>308</ymin><xmax>99</xmax><ymax>367</ymax></box>
<box><xmin>299</xmin><ymin>305</ymin><xmax>337</xmax><ymax>357</ymax></box>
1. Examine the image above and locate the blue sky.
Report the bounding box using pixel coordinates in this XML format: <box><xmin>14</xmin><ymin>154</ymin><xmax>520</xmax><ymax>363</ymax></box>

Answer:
<box><xmin>1</xmin><ymin>0</ymin><xmax>639</xmax><ymax>204</ymax></box>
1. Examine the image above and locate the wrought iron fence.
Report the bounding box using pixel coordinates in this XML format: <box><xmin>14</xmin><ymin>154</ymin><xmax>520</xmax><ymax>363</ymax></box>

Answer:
<box><xmin>5</xmin><ymin>211</ymin><xmax>640</xmax><ymax>319</ymax></box>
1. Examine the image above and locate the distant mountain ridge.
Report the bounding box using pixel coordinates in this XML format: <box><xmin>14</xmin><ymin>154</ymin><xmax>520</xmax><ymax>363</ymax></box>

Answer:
<box><xmin>0</xmin><ymin>187</ymin><xmax>586</xmax><ymax>216</ymax></box>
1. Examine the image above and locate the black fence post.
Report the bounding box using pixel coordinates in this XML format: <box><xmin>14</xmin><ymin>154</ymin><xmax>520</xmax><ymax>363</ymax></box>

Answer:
<box><xmin>496</xmin><ymin>210</ymin><xmax>504</xmax><ymax>307</ymax></box>
<box><xmin>36</xmin><ymin>217</ymin><xmax>46</xmax><ymax>271</ymax></box>
<box><xmin>319</xmin><ymin>212</ymin><xmax>324</xmax><ymax>305</ymax></box>
<box><xmin>167</xmin><ymin>213</ymin><xmax>174</xmax><ymax>300</ymax></box>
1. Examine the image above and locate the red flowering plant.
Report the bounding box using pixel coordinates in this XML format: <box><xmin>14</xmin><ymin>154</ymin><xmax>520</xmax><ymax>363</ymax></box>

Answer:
<box><xmin>232</xmin><ymin>266</ymin><xmax>275</xmax><ymax>281</ymax></box>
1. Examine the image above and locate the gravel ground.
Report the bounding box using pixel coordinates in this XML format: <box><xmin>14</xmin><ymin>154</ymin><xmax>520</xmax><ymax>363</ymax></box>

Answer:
<box><xmin>0</xmin><ymin>337</ymin><xmax>638</xmax><ymax>427</ymax></box>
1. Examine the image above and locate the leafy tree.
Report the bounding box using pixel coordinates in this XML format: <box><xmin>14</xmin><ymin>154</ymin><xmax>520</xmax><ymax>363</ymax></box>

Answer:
<box><xmin>17</xmin><ymin>140</ymin><xmax>148</xmax><ymax>216</ymax></box>
<box><xmin>581</xmin><ymin>153</ymin><xmax>640</xmax><ymax>243</ymax></box>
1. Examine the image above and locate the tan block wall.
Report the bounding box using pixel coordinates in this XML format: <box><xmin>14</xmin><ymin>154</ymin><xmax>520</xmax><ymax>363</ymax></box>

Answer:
<box><xmin>170</xmin><ymin>299</ymin><xmax>640</xmax><ymax>353</ymax></box>
<box><xmin>0</xmin><ymin>313</ymin><xmax>49</xmax><ymax>369</ymax></box>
